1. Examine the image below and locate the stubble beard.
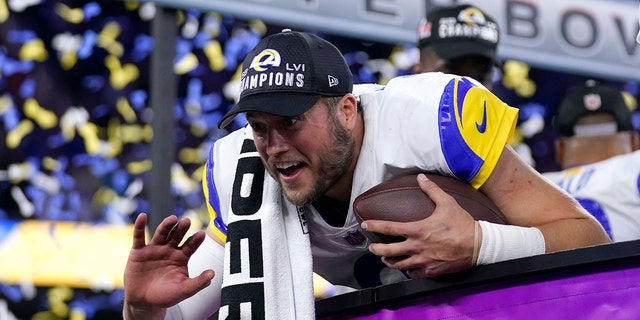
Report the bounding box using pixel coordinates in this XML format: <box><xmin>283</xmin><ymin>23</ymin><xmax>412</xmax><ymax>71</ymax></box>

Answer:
<box><xmin>266</xmin><ymin>117</ymin><xmax>355</xmax><ymax>206</ymax></box>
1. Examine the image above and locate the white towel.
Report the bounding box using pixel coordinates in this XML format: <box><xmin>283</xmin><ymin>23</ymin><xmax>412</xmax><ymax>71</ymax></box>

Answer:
<box><xmin>218</xmin><ymin>128</ymin><xmax>315</xmax><ymax>320</ymax></box>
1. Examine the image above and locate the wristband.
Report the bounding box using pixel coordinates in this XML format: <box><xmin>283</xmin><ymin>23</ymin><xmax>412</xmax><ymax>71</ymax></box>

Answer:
<box><xmin>476</xmin><ymin>220</ymin><xmax>546</xmax><ymax>265</ymax></box>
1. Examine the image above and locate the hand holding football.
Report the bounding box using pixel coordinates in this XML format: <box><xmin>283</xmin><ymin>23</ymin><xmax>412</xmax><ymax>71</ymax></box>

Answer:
<box><xmin>353</xmin><ymin>173</ymin><xmax>509</xmax><ymax>243</ymax></box>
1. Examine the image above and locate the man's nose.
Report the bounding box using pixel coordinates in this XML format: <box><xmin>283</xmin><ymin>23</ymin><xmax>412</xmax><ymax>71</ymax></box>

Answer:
<box><xmin>265</xmin><ymin>129</ymin><xmax>288</xmax><ymax>156</ymax></box>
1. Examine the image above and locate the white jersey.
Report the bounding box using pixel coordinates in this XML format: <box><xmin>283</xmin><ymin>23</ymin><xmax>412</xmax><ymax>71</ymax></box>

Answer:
<box><xmin>543</xmin><ymin>150</ymin><xmax>640</xmax><ymax>242</ymax></box>
<box><xmin>204</xmin><ymin>72</ymin><xmax>518</xmax><ymax>289</ymax></box>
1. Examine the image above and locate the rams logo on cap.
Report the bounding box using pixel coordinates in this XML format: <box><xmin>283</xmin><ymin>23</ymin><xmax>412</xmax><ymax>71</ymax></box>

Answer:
<box><xmin>457</xmin><ymin>7</ymin><xmax>487</xmax><ymax>25</ymax></box>
<box><xmin>249</xmin><ymin>49</ymin><xmax>281</xmax><ymax>72</ymax></box>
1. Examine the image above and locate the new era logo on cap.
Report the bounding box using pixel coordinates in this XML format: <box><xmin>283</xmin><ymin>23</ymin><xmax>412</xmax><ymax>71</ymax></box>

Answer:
<box><xmin>328</xmin><ymin>75</ymin><xmax>339</xmax><ymax>87</ymax></box>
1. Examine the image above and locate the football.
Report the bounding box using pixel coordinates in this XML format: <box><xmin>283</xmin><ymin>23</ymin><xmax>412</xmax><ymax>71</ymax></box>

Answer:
<box><xmin>353</xmin><ymin>173</ymin><xmax>509</xmax><ymax>243</ymax></box>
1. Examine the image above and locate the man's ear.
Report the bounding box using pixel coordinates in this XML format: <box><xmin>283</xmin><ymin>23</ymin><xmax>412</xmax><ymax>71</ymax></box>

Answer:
<box><xmin>339</xmin><ymin>94</ymin><xmax>359</xmax><ymax>129</ymax></box>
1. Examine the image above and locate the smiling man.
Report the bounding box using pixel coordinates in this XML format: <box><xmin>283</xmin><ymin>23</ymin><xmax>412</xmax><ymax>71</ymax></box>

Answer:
<box><xmin>122</xmin><ymin>30</ymin><xmax>610</xmax><ymax>320</ymax></box>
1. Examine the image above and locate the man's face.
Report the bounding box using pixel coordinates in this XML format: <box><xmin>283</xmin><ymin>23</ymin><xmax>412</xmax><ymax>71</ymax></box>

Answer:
<box><xmin>246</xmin><ymin>99</ymin><xmax>355</xmax><ymax>206</ymax></box>
<box><xmin>414</xmin><ymin>46</ymin><xmax>494</xmax><ymax>90</ymax></box>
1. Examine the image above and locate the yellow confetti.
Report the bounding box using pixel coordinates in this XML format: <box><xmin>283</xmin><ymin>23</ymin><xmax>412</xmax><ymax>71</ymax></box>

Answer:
<box><xmin>203</xmin><ymin>40</ymin><xmax>225</xmax><ymax>71</ymax></box>
<box><xmin>55</xmin><ymin>3</ymin><xmax>84</xmax><ymax>24</ymax></box>
<box><xmin>171</xmin><ymin>163</ymin><xmax>196</xmax><ymax>195</ymax></box>
<box><xmin>191</xmin><ymin>163</ymin><xmax>205</xmax><ymax>181</ymax></box>
<box><xmin>105</xmin><ymin>119</ymin><xmax>124</xmax><ymax>157</ymax></box>
<box><xmin>189</xmin><ymin>120</ymin><xmax>207</xmax><ymax>137</ymax></box>
<box><xmin>174</xmin><ymin>52</ymin><xmax>199</xmax><ymax>75</ymax></box>
<box><xmin>69</xmin><ymin>308</ymin><xmax>87</xmax><ymax>320</ymax></box>
<box><xmin>177</xmin><ymin>10</ymin><xmax>185</xmax><ymax>25</ymax></box>
<box><xmin>143</xmin><ymin>124</ymin><xmax>153</xmax><ymax>141</ymax></box>
<box><xmin>19</xmin><ymin>38</ymin><xmax>48</xmax><ymax>62</ymax></box>
<box><xmin>105</xmin><ymin>137</ymin><xmax>123</xmax><ymax>158</ymax></box>
<box><xmin>515</xmin><ymin>79</ymin><xmax>536</xmax><ymax>98</ymax></box>
<box><xmin>501</xmin><ymin>60</ymin><xmax>537</xmax><ymax>97</ymax></box>
<box><xmin>48</xmin><ymin>286</ymin><xmax>73</xmax><ymax>316</ymax></box>
<box><xmin>6</xmin><ymin>119</ymin><xmax>34</xmax><ymax>149</ymax></box>
<box><xmin>60</xmin><ymin>51</ymin><xmax>78</xmax><ymax>70</ymax></box>
<box><xmin>127</xmin><ymin>159</ymin><xmax>152</xmax><ymax>174</ymax></box>
<box><xmin>179</xmin><ymin>147</ymin><xmax>202</xmax><ymax>164</ymax></box>
<box><xmin>104</xmin><ymin>41</ymin><xmax>124</xmax><ymax>57</ymax></box>
<box><xmin>111</xmin><ymin>64</ymin><xmax>139</xmax><ymax>89</ymax></box>
<box><xmin>621</xmin><ymin>91</ymin><xmax>638</xmax><ymax>112</ymax></box>
<box><xmin>119</xmin><ymin>124</ymin><xmax>146</xmax><ymax>143</ymax></box>
<box><xmin>24</xmin><ymin>98</ymin><xmax>58</xmax><ymax>129</ymax></box>
<box><xmin>248</xmin><ymin>19</ymin><xmax>267</xmax><ymax>36</ymax></box>
<box><xmin>42</xmin><ymin>157</ymin><xmax>61</xmax><ymax>172</ymax></box>
<box><xmin>98</xmin><ymin>22</ymin><xmax>124</xmax><ymax>57</ymax></box>
<box><xmin>105</xmin><ymin>55</ymin><xmax>139</xmax><ymax>89</ymax></box>
<box><xmin>0</xmin><ymin>94</ymin><xmax>14</xmax><ymax>113</ymax></box>
<box><xmin>0</xmin><ymin>0</ymin><xmax>8</xmax><ymax>23</ymax></box>
<box><xmin>123</xmin><ymin>0</ymin><xmax>140</xmax><ymax>10</ymax></box>
<box><xmin>93</xmin><ymin>187</ymin><xmax>117</xmax><ymax>206</ymax></box>
<box><xmin>116</xmin><ymin>97</ymin><xmax>137</xmax><ymax>123</ymax></box>
<box><xmin>104</xmin><ymin>54</ymin><xmax>121</xmax><ymax>71</ymax></box>
<box><xmin>99</xmin><ymin>21</ymin><xmax>121</xmax><ymax>42</ymax></box>
<box><xmin>77</xmin><ymin>122</ymin><xmax>100</xmax><ymax>154</ymax></box>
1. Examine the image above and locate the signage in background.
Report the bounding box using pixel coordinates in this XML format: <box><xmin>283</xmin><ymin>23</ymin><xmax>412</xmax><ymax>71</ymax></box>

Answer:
<box><xmin>149</xmin><ymin>0</ymin><xmax>640</xmax><ymax>81</ymax></box>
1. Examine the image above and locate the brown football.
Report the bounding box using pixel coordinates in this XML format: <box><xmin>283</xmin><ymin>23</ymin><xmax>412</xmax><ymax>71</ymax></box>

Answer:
<box><xmin>353</xmin><ymin>173</ymin><xmax>509</xmax><ymax>243</ymax></box>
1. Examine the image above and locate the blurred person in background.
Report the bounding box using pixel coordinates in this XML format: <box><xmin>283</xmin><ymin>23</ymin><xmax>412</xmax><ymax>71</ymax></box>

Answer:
<box><xmin>544</xmin><ymin>80</ymin><xmax>640</xmax><ymax>242</ymax></box>
<box><xmin>413</xmin><ymin>4</ymin><xmax>536</xmax><ymax>166</ymax></box>
<box><xmin>413</xmin><ymin>3</ymin><xmax>499</xmax><ymax>90</ymax></box>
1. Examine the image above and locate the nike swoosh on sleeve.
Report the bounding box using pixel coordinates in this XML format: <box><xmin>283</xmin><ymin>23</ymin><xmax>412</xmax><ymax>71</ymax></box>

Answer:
<box><xmin>475</xmin><ymin>101</ymin><xmax>487</xmax><ymax>133</ymax></box>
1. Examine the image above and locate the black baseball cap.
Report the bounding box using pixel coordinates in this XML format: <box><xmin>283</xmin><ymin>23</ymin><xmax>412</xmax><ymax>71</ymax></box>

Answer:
<box><xmin>218</xmin><ymin>29</ymin><xmax>353</xmax><ymax>129</ymax></box>
<box><xmin>554</xmin><ymin>81</ymin><xmax>633</xmax><ymax>137</ymax></box>
<box><xmin>417</xmin><ymin>4</ymin><xmax>499</xmax><ymax>61</ymax></box>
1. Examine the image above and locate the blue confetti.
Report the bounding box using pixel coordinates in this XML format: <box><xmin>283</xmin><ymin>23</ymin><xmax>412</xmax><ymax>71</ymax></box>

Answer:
<box><xmin>128</xmin><ymin>90</ymin><xmax>147</xmax><ymax>110</ymax></box>
<box><xmin>47</xmin><ymin>133</ymin><xmax>69</xmax><ymax>149</ymax></box>
<box><xmin>90</xmin><ymin>103</ymin><xmax>109</xmax><ymax>118</ymax></box>
<box><xmin>0</xmin><ymin>284</ymin><xmax>23</xmax><ymax>302</ymax></box>
<box><xmin>68</xmin><ymin>191</ymin><xmax>81</xmax><ymax>212</ymax></box>
<box><xmin>83</xmin><ymin>2</ymin><xmax>102</xmax><ymax>21</ymax></box>
<box><xmin>174</xmin><ymin>38</ymin><xmax>193</xmax><ymax>62</ymax></box>
<box><xmin>77</xmin><ymin>30</ymin><xmax>97</xmax><ymax>59</ymax></box>
<box><xmin>193</xmin><ymin>31</ymin><xmax>212</xmax><ymax>49</ymax></box>
<box><xmin>25</xmin><ymin>185</ymin><xmax>47</xmax><ymax>215</ymax></box>
<box><xmin>518</xmin><ymin>102</ymin><xmax>547</xmax><ymax>120</ymax></box>
<box><xmin>81</xmin><ymin>75</ymin><xmax>106</xmax><ymax>92</ymax></box>
<box><xmin>200</xmin><ymin>93</ymin><xmax>222</xmax><ymax>112</ymax></box>
<box><xmin>7</xmin><ymin>30</ymin><xmax>37</xmax><ymax>43</ymax></box>
<box><xmin>110</xmin><ymin>169</ymin><xmax>130</xmax><ymax>195</ymax></box>
<box><xmin>2</xmin><ymin>102</ymin><xmax>20</xmax><ymax>131</ymax></box>
<box><xmin>2</xmin><ymin>58</ymin><xmax>34</xmax><ymax>76</ymax></box>
<box><xmin>89</xmin><ymin>158</ymin><xmax>119</xmax><ymax>177</ymax></box>
<box><xmin>19</xmin><ymin>77</ymin><xmax>35</xmax><ymax>99</ymax></box>
<box><xmin>131</xmin><ymin>34</ymin><xmax>153</xmax><ymax>62</ymax></box>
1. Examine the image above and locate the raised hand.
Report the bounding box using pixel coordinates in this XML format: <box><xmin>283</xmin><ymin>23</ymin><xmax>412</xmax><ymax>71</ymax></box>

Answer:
<box><xmin>362</xmin><ymin>173</ymin><xmax>477</xmax><ymax>278</ymax></box>
<box><xmin>123</xmin><ymin>213</ymin><xmax>215</xmax><ymax>319</ymax></box>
